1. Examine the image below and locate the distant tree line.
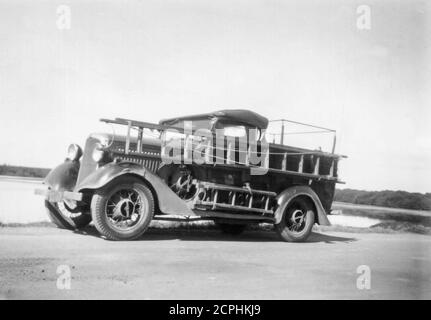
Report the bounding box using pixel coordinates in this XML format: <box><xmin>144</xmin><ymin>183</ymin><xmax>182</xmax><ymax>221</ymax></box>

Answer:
<box><xmin>1</xmin><ymin>164</ymin><xmax>430</xmax><ymax>211</ymax></box>
<box><xmin>335</xmin><ymin>188</ymin><xmax>431</xmax><ymax>211</ymax></box>
<box><xmin>0</xmin><ymin>164</ymin><xmax>50</xmax><ymax>178</ymax></box>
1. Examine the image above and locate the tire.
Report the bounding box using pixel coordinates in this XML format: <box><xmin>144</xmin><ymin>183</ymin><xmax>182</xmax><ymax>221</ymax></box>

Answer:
<box><xmin>275</xmin><ymin>196</ymin><xmax>315</xmax><ymax>242</ymax></box>
<box><xmin>45</xmin><ymin>200</ymin><xmax>92</xmax><ymax>230</ymax></box>
<box><xmin>217</xmin><ymin>223</ymin><xmax>247</xmax><ymax>235</ymax></box>
<box><xmin>91</xmin><ymin>177</ymin><xmax>154</xmax><ymax>240</ymax></box>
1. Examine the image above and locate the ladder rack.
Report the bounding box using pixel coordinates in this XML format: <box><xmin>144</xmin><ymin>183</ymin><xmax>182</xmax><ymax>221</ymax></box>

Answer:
<box><xmin>193</xmin><ymin>182</ymin><xmax>276</xmax><ymax>215</ymax></box>
<box><xmin>100</xmin><ymin>117</ymin><xmax>345</xmax><ymax>183</ymax></box>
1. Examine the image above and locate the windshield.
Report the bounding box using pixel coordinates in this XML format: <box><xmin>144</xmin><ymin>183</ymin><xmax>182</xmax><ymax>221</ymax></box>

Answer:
<box><xmin>223</xmin><ymin>125</ymin><xmax>247</xmax><ymax>138</ymax></box>
<box><xmin>167</xmin><ymin>119</ymin><xmax>213</xmax><ymax>132</ymax></box>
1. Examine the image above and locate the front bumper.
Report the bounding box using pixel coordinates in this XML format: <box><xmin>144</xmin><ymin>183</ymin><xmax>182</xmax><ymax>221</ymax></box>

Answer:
<box><xmin>35</xmin><ymin>188</ymin><xmax>83</xmax><ymax>202</ymax></box>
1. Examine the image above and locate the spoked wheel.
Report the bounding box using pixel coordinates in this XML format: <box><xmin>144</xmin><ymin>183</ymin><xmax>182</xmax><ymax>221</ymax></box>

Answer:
<box><xmin>45</xmin><ymin>200</ymin><xmax>91</xmax><ymax>230</ymax></box>
<box><xmin>170</xmin><ymin>172</ymin><xmax>197</xmax><ymax>201</ymax></box>
<box><xmin>91</xmin><ymin>177</ymin><xmax>154</xmax><ymax>240</ymax></box>
<box><xmin>275</xmin><ymin>196</ymin><xmax>315</xmax><ymax>242</ymax></box>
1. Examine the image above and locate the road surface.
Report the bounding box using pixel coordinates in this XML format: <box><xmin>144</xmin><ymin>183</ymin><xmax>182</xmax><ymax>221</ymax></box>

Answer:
<box><xmin>0</xmin><ymin>226</ymin><xmax>430</xmax><ymax>299</ymax></box>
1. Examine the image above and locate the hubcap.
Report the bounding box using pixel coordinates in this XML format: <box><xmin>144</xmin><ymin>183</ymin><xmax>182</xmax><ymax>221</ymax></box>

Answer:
<box><xmin>291</xmin><ymin>209</ymin><xmax>305</xmax><ymax>224</ymax></box>
<box><xmin>106</xmin><ymin>189</ymin><xmax>143</xmax><ymax>230</ymax></box>
<box><xmin>287</xmin><ymin>208</ymin><xmax>307</xmax><ymax>232</ymax></box>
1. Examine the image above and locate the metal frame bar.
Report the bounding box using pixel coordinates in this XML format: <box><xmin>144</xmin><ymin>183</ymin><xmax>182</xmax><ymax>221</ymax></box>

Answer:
<box><xmin>269</xmin><ymin>118</ymin><xmax>338</xmax><ymax>155</ymax></box>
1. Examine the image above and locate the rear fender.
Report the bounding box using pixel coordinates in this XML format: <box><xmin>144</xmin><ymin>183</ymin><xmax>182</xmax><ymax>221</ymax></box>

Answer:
<box><xmin>75</xmin><ymin>162</ymin><xmax>194</xmax><ymax>215</ymax></box>
<box><xmin>274</xmin><ymin>186</ymin><xmax>331</xmax><ymax>226</ymax></box>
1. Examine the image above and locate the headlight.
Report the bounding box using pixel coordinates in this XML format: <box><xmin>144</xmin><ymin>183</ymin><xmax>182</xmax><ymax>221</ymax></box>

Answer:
<box><xmin>67</xmin><ymin>144</ymin><xmax>83</xmax><ymax>161</ymax></box>
<box><xmin>92</xmin><ymin>144</ymin><xmax>106</xmax><ymax>162</ymax></box>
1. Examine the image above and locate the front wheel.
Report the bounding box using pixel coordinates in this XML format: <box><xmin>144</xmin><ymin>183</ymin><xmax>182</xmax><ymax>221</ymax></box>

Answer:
<box><xmin>91</xmin><ymin>177</ymin><xmax>154</xmax><ymax>240</ymax></box>
<box><xmin>275</xmin><ymin>196</ymin><xmax>315</xmax><ymax>242</ymax></box>
<box><xmin>45</xmin><ymin>200</ymin><xmax>92</xmax><ymax>230</ymax></box>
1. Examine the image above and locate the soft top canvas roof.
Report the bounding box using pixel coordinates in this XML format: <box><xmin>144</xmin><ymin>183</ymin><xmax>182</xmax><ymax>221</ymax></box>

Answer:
<box><xmin>159</xmin><ymin>109</ymin><xmax>269</xmax><ymax>130</ymax></box>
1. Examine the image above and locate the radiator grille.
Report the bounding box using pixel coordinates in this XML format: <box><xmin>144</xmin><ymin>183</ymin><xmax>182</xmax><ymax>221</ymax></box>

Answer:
<box><xmin>109</xmin><ymin>142</ymin><xmax>162</xmax><ymax>173</ymax></box>
<box><xmin>115</xmin><ymin>154</ymin><xmax>162</xmax><ymax>173</ymax></box>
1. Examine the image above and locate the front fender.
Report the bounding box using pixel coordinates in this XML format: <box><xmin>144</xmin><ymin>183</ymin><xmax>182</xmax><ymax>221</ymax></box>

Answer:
<box><xmin>45</xmin><ymin>160</ymin><xmax>80</xmax><ymax>192</ymax></box>
<box><xmin>75</xmin><ymin>162</ymin><xmax>194</xmax><ymax>215</ymax></box>
<box><xmin>274</xmin><ymin>185</ymin><xmax>331</xmax><ymax>226</ymax></box>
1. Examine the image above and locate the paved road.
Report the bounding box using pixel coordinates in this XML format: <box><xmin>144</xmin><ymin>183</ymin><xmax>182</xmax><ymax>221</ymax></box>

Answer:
<box><xmin>0</xmin><ymin>226</ymin><xmax>430</xmax><ymax>299</ymax></box>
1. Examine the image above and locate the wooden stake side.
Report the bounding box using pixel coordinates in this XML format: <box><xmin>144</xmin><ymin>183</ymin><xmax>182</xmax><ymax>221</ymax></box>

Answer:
<box><xmin>298</xmin><ymin>155</ymin><xmax>304</xmax><ymax>173</ymax></box>
<box><xmin>282</xmin><ymin>152</ymin><xmax>287</xmax><ymax>170</ymax></box>
<box><xmin>314</xmin><ymin>156</ymin><xmax>320</xmax><ymax>175</ymax></box>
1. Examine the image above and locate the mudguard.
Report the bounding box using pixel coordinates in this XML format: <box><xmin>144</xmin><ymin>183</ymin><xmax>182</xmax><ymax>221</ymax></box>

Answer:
<box><xmin>44</xmin><ymin>160</ymin><xmax>80</xmax><ymax>192</ymax></box>
<box><xmin>74</xmin><ymin>162</ymin><xmax>194</xmax><ymax>216</ymax></box>
<box><xmin>274</xmin><ymin>185</ymin><xmax>331</xmax><ymax>226</ymax></box>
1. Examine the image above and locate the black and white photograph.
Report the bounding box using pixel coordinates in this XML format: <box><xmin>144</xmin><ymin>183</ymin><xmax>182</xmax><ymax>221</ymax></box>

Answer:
<box><xmin>0</xmin><ymin>0</ymin><xmax>430</xmax><ymax>303</ymax></box>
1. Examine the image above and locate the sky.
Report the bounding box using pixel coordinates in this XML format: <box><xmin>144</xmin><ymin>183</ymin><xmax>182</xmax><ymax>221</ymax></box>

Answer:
<box><xmin>0</xmin><ymin>0</ymin><xmax>430</xmax><ymax>193</ymax></box>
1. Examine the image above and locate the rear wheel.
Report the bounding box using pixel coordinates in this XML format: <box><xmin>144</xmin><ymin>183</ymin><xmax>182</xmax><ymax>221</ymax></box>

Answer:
<box><xmin>45</xmin><ymin>200</ymin><xmax>91</xmax><ymax>230</ymax></box>
<box><xmin>275</xmin><ymin>196</ymin><xmax>315</xmax><ymax>242</ymax></box>
<box><xmin>91</xmin><ymin>177</ymin><xmax>154</xmax><ymax>240</ymax></box>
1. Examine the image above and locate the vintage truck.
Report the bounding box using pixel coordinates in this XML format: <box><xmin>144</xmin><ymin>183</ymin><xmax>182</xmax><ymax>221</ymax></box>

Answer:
<box><xmin>36</xmin><ymin>109</ymin><xmax>345</xmax><ymax>241</ymax></box>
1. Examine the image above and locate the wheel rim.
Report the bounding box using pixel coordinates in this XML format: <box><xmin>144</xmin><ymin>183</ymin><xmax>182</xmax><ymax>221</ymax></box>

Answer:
<box><xmin>105</xmin><ymin>188</ymin><xmax>146</xmax><ymax>231</ymax></box>
<box><xmin>286</xmin><ymin>203</ymin><xmax>308</xmax><ymax>233</ymax></box>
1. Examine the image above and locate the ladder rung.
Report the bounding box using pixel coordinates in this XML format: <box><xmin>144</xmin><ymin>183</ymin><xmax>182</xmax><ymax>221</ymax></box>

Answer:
<box><xmin>198</xmin><ymin>182</ymin><xmax>276</xmax><ymax>197</ymax></box>
<box><xmin>195</xmin><ymin>200</ymin><xmax>273</xmax><ymax>214</ymax></box>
